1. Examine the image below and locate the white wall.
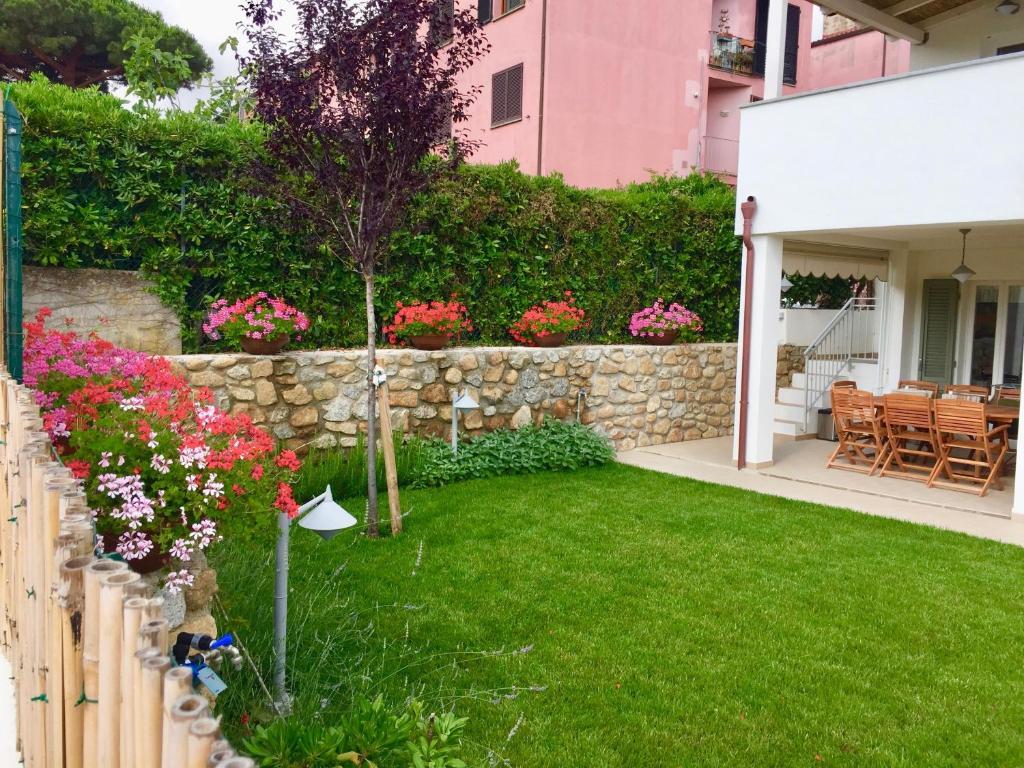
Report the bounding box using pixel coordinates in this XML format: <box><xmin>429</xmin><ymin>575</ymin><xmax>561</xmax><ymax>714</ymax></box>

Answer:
<box><xmin>912</xmin><ymin>5</ymin><xmax>1024</xmax><ymax>69</ymax></box>
<box><xmin>734</xmin><ymin>52</ymin><xmax>1024</xmax><ymax>236</ymax></box>
<box><xmin>778</xmin><ymin>307</ymin><xmax>881</xmax><ymax>348</ymax></box>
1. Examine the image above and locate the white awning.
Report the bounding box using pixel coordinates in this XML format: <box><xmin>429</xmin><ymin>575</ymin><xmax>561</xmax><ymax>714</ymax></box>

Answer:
<box><xmin>783</xmin><ymin>240</ymin><xmax>890</xmax><ymax>281</ymax></box>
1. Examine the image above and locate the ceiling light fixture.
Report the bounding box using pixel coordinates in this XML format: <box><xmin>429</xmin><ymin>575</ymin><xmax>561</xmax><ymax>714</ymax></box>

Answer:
<box><xmin>951</xmin><ymin>228</ymin><xmax>976</xmax><ymax>284</ymax></box>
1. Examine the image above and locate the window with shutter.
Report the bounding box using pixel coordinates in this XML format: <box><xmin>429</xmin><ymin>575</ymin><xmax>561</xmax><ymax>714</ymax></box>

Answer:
<box><xmin>752</xmin><ymin>0</ymin><xmax>769</xmax><ymax>76</ymax></box>
<box><xmin>783</xmin><ymin>4</ymin><xmax>800</xmax><ymax>85</ymax></box>
<box><xmin>430</xmin><ymin>0</ymin><xmax>454</xmax><ymax>46</ymax></box>
<box><xmin>478</xmin><ymin>0</ymin><xmax>493</xmax><ymax>24</ymax></box>
<box><xmin>504</xmin><ymin>0</ymin><xmax>526</xmax><ymax>11</ymax></box>
<box><xmin>920</xmin><ymin>279</ymin><xmax>960</xmax><ymax>387</ymax></box>
<box><xmin>491</xmin><ymin>64</ymin><xmax>524</xmax><ymax>127</ymax></box>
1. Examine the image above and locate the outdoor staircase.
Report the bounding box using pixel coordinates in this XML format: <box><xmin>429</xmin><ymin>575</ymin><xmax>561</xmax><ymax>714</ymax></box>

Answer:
<box><xmin>773</xmin><ymin>296</ymin><xmax>883</xmax><ymax>438</ymax></box>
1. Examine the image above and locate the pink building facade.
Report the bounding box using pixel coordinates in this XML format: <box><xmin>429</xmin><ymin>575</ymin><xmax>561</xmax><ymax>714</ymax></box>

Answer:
<box><xmin>453</xmin><ymin>0</ymin><xmax>906</xmax><ymax>188</ymax></box>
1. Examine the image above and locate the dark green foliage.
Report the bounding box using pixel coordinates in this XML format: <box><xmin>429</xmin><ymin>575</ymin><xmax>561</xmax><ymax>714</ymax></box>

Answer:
<box><xmin>411</xmin><ymin>420</ymin><xmax>615</xmax><ymax>487</ymax></box>
<box><xmin>13</xmin><ymin>79</ymin><xmax>742</xmax><ymax>351</ymax></box>
<box><xmin>784</xmin><ymin>274</ymin><xmax>860</xmax><ymax>309</ymax></box>
<box><xmin>0</xmin><ymin>0</ymin><xmax>210</xmax><ymax>89</ymax></box>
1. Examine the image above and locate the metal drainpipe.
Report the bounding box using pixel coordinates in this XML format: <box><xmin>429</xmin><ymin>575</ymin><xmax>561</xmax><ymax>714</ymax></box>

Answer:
<box><xmin>536</xmin><ymin>0</ymin><xmax>549</xmax><ymax>176</ymax></box>
<box><xmin>737</xmin><ymin>196</ymin><xmax>758</xmax><ymax>470</ymax></box>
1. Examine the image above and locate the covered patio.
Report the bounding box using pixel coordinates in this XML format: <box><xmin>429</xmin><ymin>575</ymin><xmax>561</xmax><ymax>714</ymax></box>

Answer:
<box><xmin>620</xmin><ymin>435</ymin><xmax>1024</xmax><ymax>545</ymax></box>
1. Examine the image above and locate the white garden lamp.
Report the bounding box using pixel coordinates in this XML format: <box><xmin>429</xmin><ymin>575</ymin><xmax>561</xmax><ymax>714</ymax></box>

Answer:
<box><xmin>273</xmin><ymin>485</ymin><xmax>357</xmax><ymax>711</ymax></box>
<box><xmin>450</xmin><ymin>390</ymin><xmax>479</xmax><ymax>454</ymax></box>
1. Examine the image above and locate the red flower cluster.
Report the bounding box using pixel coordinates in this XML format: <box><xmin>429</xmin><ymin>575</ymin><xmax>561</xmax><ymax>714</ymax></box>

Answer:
<box><xmin>383</xmin><ymin>299</ymin><xmax>473</xmax><ymax>345</ymax></box>
<box><xmin>509</xmin><ymin>292</ymin><xmax>587</xmax><ymax>345</ymax></box>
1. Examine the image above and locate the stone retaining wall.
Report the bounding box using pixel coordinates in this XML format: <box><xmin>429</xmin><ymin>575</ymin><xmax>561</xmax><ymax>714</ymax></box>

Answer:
<box><xmin>170</xmin><ymin>344</ymin><xmax>737</xmax><ymax>451</ymax></box>
<box><xmin>776</xmin><ymin>344</ymin><xmax>806</xmax><ymax>389</ymax></box>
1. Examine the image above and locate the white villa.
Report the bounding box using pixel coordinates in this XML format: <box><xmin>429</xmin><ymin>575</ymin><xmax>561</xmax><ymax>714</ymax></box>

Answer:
<box><xmin>731</xmin><ymin>0</ymin><xmax>1024</xmax><ymax>513</ymax></box>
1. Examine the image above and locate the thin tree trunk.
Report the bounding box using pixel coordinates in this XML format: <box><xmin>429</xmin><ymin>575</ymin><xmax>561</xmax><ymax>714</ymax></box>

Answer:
<box><xmin>364</xmin><ymin>269</ymin><xmax>380</xmax><ymax>538</ymax></box>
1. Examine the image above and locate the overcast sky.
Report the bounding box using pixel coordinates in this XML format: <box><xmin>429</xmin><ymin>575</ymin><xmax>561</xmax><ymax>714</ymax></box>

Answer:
<box><xmin>136</xmin><ymin>0</ymin><xmax>299</xmax><ymax>107</ymax></box>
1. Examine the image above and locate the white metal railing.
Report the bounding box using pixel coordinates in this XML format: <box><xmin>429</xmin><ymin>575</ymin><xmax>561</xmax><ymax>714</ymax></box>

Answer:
<box><xmin>802</xmin><ymin>296</ymin><xmax>880</xmax><ymax>430</ymax></box>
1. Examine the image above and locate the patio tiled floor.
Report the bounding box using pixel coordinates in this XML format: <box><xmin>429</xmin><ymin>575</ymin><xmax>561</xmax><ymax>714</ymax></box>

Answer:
<box><xmin>619</xmin><ymin>435</ymin><xmax>1024</xmax><ymax>546</ymax></box>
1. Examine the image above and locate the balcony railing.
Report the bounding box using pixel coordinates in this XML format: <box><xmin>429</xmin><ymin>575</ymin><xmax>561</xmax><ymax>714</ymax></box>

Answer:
<box><xmin>702</xmin><ymin>136</ymin><xmax>739</xmax><ymax>178</ymax></box>
<box><xmin>709</xmin><ymin>33</ymin><xmax>757</xmax><ymax>77</ymax></box>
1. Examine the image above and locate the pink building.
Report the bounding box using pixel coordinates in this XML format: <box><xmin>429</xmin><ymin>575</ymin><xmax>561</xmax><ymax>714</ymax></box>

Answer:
<box><xmin>452</xmin><ymin>0</ymin><xmax>906</xmax><ymax>188</ymax></box>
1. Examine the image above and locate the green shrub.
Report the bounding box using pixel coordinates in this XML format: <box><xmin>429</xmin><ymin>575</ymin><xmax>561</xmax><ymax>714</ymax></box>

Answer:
<box><xmin>242</xmin><ymin>696</ymin><xmax>469</xmax><ymax>768</ymax></box>
<box><xmin>12</xmin><ymin>77</ymin><xmax>741</xmax><ymax>351</ymax></box>
<box><xmin>411</xmin><ymin>420</ymin><xmax>615</xmax><ymax>488</ymax></box>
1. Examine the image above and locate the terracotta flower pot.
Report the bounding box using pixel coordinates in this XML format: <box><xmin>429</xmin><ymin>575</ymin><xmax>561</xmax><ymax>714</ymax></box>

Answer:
<box><xmin>407</xmin><ymin>333</ymin><xmax>451</xmax><ymax>351</ymax></box>
<box><xmin>641</xmin><ymin>330</ymin><xmax>680</xmax><ymax>345</ymax></box>
<box><xmin>101</xmin><ymin>533</ymin><xmax>171</xmax><ymax>575</ymax></box>
<box><xmin>240</xmin><ymin>334</ymin><xmax>289</xmax><ymax>355</ymax></box>
<box><xmin>532</xmin><ymin>332</ymin><xmax>567</xmax><ymax>348</ymax></box>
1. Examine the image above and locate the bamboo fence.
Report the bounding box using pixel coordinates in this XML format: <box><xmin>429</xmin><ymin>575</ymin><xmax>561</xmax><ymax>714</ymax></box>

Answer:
<box><xmin>0</xmin><ymin>373</ymin><xmax>252</xmax><ymax>767</ymax></box>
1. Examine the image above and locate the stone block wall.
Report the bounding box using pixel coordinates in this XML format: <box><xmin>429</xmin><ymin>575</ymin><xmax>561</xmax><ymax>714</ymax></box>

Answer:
<box><xmin>25</xmin><ymin>267</ymin><xmax>182</xmax><ymax>354</ymax></box>
<box><xmin>170</xmin><ymin>344</ymin><xmax>737</xmax><ymax>451</ymax></box>
<box><xmin>776</xmin><ymin>344</ymin><xmax>806</xmax><ymax>389</ymax></box>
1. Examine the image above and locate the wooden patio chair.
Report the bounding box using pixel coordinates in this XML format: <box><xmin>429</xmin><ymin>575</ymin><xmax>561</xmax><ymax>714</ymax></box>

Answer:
<box><xmin>897</xmin><ymin>379</ymin><xmax>939</xmax><ymax>397</ymax></box>
<box><xmin>880</xmin><ymin>393</ymin><xmax>938</xmax><ymax>482</ymax></box>
<box><xmin>992</xmin><ymin>385</ymin><xmax>1022</xmax><ymax>404</ymax></box>
<box><xmin>826</xmin><ymin>388</ymin><xmax>888</xmax><ymax>475</ymax></box>
<box><xmin>928</xmin><ymin>400</ymin><xmax>1009</xmax><ymax>496</ymax></box>
<box><xmin>945</xmin><ymin>384</ymin><xmax>990</xmax><ymax>402</ymax></box>
<box><xmin>831</xmin><ymin>380</ymin><xmax>856</xmax><ymax>391</ymax></box>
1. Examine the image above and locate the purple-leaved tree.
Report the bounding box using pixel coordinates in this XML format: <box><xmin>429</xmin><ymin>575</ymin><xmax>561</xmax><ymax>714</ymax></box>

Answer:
<box><xmin>241</xmin><ymin>0</ymin><xmax>488</xmax><ymax>536</ymax></box>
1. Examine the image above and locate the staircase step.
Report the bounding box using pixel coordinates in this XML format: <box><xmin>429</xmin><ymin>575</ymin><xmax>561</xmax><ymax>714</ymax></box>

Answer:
<box><xmin>774</xmin><ymin>418</ymin><xmax>808</xmax><ymax>437</ymax></box>
<box><xmin>777</xmin><ymin>386</ymin><xmax>805</xmax><ymax>406</ymax></box>
<box><xmin>774</xmin><ymin>401</ymin><xmax>806</xmax><ymax>423</ymax></box>
<box><xmin>790</xmin><ymin>371</ymin><xmax>807</xmax><ymax>389</ymax></box>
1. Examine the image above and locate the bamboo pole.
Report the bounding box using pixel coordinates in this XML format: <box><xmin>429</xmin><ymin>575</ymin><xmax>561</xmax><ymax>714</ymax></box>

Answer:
<box><xmin>44</xmin><ymin>473</ymin><xmax>74</xmax><ymax>768</ymax></box>
<box><xmin>186</xmin><ymin>717</ymin><xmax>220</xmax><ymax>768</ymax></box>
<box><xmin>139</xmin><ymin>618</ymin><xmax>169</xmax><ymax>656</ymax></box>
<box><xmin>121</xmin><ymin>596</ymin><xmax>148</xmax><ymax>768</ymax></box>
<box><xmin>81</xmin><ymin>560</ymin><xmax>127</xmax><ymax>768</ymax></box>
<box><xmin>25</xmin><ymin>446</ymin><xmax>54</xmax><ymax>768</ymax></box>
<box><xmin>162</xmin><ymin>695</ymin><xmax>209</xmax><ymax>768</ymax></box>
<box><xmin>140</xmin><ymin>656</ymin><xmax>171</xmax><ymax>768</ymax></box>
<box><xmin>376</xmin><ymin>379</ymin><xmax>403</xmax><ymax>534</ymax></box>
<box><xmin>58</xmin><ymin>555</ymin><xmax>92</xmax><ymax>768</ymax></box>
<box><xmin>161</xmin><ymin>667</ymin><xmax>194</xmax><ymax>764</ymax></box>
<box><xmin>97</xmin><ymin>570</ymin><xmax>141</xmax><ymax>768</ymax></box>
<box><xmin>208</xmin><ymin>752</ymin><xmax>237</xmax><ymax>767</ymax></box>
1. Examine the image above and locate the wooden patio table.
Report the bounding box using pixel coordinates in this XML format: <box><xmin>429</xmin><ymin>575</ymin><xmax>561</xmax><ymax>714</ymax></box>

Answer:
<box><xmin>871</xmin><ymin>395</ymin><xmax>1020</xmax><ymax>423</ymax></box>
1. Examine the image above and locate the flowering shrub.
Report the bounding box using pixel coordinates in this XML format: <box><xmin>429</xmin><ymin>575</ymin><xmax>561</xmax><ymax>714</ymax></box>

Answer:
<box><xmin>203</xmin><ymin>293</ymin><xmax>310</xmax><ymax>345</ymax></box>
<box><xmin>628</xmin><ymin>300</ymin><xmax>703</xmax><ymax>341</ymax></box>
<box><xmin>24</xmin><ymin>309</ymin><xmax>302</xmax><ymax>591</ymax></box>
<box><xmin>382</xmin><ymin>299</ymin><xmax>472</xmax><ymax>345</ymax></box>
<box><xmin>509</xmin><ymin>292</ymin><xmax>586</xmax><ymax>345</ymax></box>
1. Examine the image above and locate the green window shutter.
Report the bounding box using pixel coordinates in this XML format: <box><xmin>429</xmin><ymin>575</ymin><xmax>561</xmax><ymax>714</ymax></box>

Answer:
<box><xmin>919</xmin><ymin>279</ymin><xmax>960</xmax><ymax>387</ymax></box>
<box><xmin>479</xmin><ymin>0</ymin><xmax>493</xmax><ymax>24</ymax></box>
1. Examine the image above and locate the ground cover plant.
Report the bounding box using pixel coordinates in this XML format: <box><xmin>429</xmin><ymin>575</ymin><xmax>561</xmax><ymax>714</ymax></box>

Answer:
<box><xmin>213</xmin><ymin>464</ymin><xmax>1024</xmax><ymax>767</ymax></box>
<box><xmin>293</xmin><ymin>421</ymin><xmax>614</xmax><ymax>501</ymax></box>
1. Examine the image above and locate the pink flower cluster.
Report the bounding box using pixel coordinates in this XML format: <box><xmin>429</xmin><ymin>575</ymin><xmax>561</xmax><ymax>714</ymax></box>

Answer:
<box><xmin>23</xmin><ymin>308</ymin><xmax>304</xmax><ymax>593</ymax></box>
<box><xmin>203</xmin><ymin>293</ymin><xmax>310</xmax><ymax>343</ymax></box>
<box><xmin>628</xmin><ymin>299</ymin><xmax>703</xmax><ymax>339</ymax></box>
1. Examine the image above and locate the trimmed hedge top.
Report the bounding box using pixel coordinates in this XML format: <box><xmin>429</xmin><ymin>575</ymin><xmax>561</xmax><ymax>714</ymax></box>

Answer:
<box><xmin>13</xmin><ymin>76</ymin><xmax>742</xmax><ymax>351</ymax></box>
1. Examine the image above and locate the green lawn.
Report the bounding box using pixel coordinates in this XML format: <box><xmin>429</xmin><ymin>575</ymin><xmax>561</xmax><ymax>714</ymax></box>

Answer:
<box><xmin>213</xmin><ymin>464</ymin><xmax>1024</xmax><ymax>767</ymax></box>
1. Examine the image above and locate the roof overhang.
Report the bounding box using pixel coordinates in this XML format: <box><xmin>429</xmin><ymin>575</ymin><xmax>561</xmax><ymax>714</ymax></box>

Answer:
<box><xmin>819</xmin><ymin>0</ymin><xmax>994</xmax><ymax>43</ymax></box>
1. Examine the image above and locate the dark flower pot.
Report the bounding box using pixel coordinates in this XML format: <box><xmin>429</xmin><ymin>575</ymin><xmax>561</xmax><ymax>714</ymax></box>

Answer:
<box><xmin>407</xmin><ymin>334</ymin><xmax>451</xmax><ymax>351</ymax></box>
<box><xmin>641</xmin><ymin>330</ymin><xmax>680</xmax><ymax>345</ymax></box>
<box><xmin>532</xmin><ymin>332</ymin><xmax>567</xmax><ymax>348</ymax></box>
<box><xmin>101</xmin><ymin>533</ymin><xmax>171</xmax><ymax>575</ymax></box>
<box><xmin>241</xmin><ymin>334</ymin><xmax>289</xmax><ymax>355</ymax></box>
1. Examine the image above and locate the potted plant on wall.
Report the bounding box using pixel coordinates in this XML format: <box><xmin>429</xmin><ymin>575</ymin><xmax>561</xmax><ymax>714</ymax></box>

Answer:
<box><xmin>383</xmin><ymin>299</ymin><xmax>473</xmax><ymax>350</ymax></box>
<box><xmin>510</xmin><ymin>292</ymin><xmax>587</xmax><ymax>348</ymax></box>
<box><xmin>203</xmin><ymin>293</ymin><xmax>310</xmax><ymax>355</ymax></box>
<box><xmin>629</xmin><ymin>299</ymin><xmax>703</xmax><ymax>345</ymax></box>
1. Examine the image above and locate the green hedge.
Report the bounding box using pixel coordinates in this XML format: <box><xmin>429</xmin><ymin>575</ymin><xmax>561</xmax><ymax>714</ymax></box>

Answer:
<box><xmin>13</xmin><ymin>77</ymin><xmax>742</xmax><ymax>351</ymax></box>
